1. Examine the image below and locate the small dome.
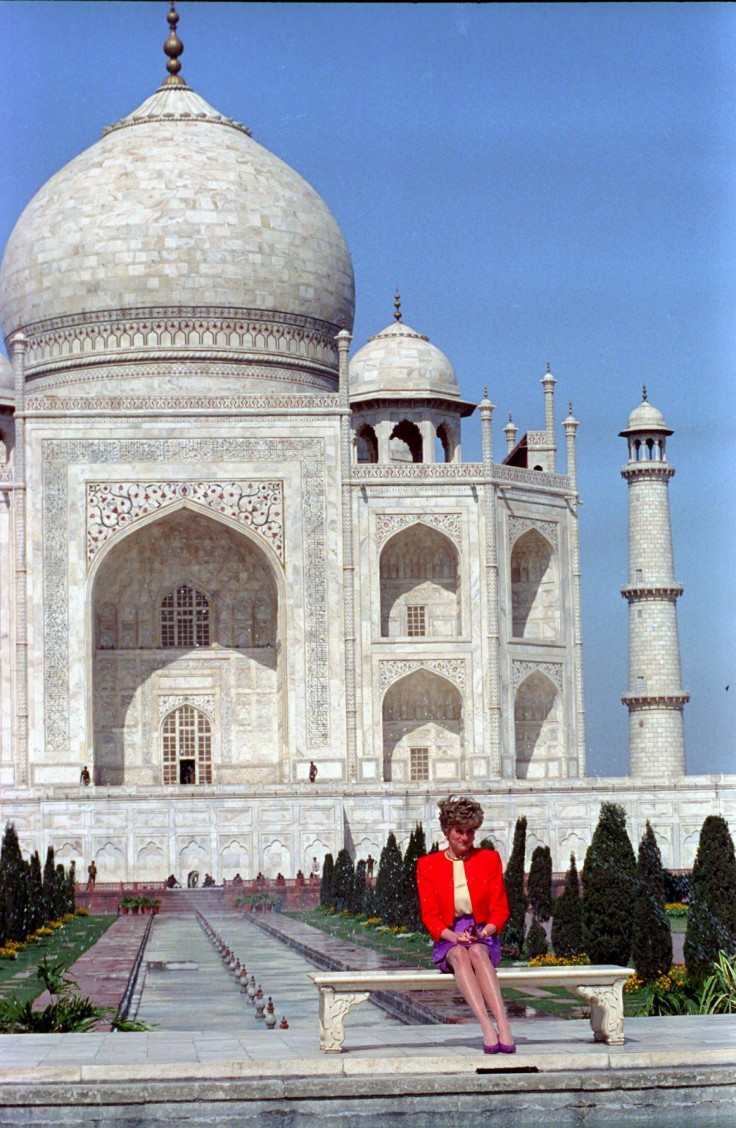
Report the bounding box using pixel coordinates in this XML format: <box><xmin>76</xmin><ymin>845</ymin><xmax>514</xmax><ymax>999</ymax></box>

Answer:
<box><xmin>620</xmin><ymin>394</ymin><xmax>672</xmax><ymax>436</ymax></box>
<box><xmin>349</xmin><ymin>320</ymin><xmax>460</xmax><ymax>402</ymax></box>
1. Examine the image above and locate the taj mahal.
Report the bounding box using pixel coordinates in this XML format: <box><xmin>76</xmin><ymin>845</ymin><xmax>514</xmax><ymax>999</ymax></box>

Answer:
<box><xmin>0</xmin><ymin>7</ymin><xmax>732</xmax><ymax>881</ymax></box>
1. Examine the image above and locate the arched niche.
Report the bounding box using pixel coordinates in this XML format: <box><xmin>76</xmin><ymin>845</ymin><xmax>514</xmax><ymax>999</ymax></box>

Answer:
<box><xmin>382</xmin><ymin>669</ymin><xmax>463</xmax><ymax>783</ymax></box>
<box><xmin>90</xmin><ymin>505</ymin><xmax>283</xmax><ymax>787</ymax></box>
<box><xmin>389</xmin><ymin>419</ymin><xmax>423</xmax><ymax>463</ymax></box>
<box><xmin>379</xmin><ymin>524</ymin><xmax>460</xmax><ymax>638</ymax></box>
<box><xmin>355</xmin><ymin>424</ymin><xmax>378</xmax><ymax>463</ymax></box>
<box><xmin>510</xmin><ymin>528</ymin><xmax>560</xmax><ymax>640</ymax></box>
<box><xmin>514</xmin><ymin>671</ymin><xmax>562</xmax><ymax>780</ymax></box>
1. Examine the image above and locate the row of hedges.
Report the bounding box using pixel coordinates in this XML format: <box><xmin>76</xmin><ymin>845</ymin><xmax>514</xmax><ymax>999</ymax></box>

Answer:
<box><xmin>1</xmin><ymin>824</ymin><xmax>75</xmax><ymax>947</ymax></box>
<box><xmin>319</xmin><ymin>805</ymin><xmax>736</xmax><ymax>986</ymax></box>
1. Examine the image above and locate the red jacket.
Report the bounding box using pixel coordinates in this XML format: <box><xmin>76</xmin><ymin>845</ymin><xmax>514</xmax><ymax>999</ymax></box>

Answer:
<box><xmin>416</xmin><ymin>848</ymin><xmax>510</xmax><ymax>942</ymax></box>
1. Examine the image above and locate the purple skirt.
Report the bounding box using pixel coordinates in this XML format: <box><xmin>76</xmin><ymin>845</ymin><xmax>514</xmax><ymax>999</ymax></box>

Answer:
<box><xmin>432</xmin><ymin>914</ymin><xmax>502</xmax><ymax>974</ymax></box>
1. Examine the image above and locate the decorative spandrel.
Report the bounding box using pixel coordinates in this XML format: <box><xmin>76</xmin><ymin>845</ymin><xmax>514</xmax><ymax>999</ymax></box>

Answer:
<box><xmin>86</xmin><ymin>480</ymin><xmax>284</xmax><ymax>564</ymax></box>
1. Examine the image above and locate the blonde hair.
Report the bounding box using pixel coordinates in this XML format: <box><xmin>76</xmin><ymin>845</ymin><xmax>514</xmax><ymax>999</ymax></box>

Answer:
<box><xmin>438</xmin><ymin>796</ymin><xmax>484</xmax><ymax>835</ymax></box>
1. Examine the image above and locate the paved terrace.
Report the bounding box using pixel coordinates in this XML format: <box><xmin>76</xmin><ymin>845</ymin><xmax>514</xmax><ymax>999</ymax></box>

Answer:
<box><xmin>0</xmin><ymin>899</ymin><xmax>733</xmax><ymax>1125</ymax></box>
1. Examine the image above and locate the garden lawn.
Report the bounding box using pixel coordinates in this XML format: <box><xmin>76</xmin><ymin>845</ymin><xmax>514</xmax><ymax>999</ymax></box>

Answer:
<box><xmin>0</xmin><ymin>916</ymin><xmax>114</xmax><ymax>1007</ymax></box>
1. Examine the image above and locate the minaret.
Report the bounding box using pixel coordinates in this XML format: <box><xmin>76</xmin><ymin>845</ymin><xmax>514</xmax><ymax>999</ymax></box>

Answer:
<box><xmin>620</xmin><ymin>389</ymin><xmax>688</xmax><ymax>778</ymax></box>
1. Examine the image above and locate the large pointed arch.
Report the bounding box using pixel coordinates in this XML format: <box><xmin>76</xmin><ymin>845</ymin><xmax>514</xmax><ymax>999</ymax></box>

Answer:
<box><xmin>379</xmin><ymin>522</ymin><xmax>460</xmax><ymax>638</ymax></box>
<box><xmin>514</xmin><ymin>671</ymin><xmax>562</xmax><ymax>780</ymax></box>
<box><xmin>382</xmin><ymin>668</ymin><xmax>463</xmax><ymax>782</ymax></box>
<box><xmin>88</xmin><ymin>504</ymin><xmax>286</xmax><ymax>786</ymax></box>
<box><xmin>510</xmin><ymin>528</ymin><xmax>560</xmax><ymax>640</ymax></box>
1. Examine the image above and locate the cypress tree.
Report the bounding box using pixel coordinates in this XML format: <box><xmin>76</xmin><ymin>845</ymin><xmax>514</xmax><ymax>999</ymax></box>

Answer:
<box><xmin>684</xmin><ymin>815</ymin><xmax>736</xmax><ymax>984</ymax></box>
<box><xmin>319</xmin><ymin>853</ymin><xmax>335</xmax><ymax>908</ymax></box>
<box><xmin>524</xmin><ymin>916</ymin><xmax>548</xmax><ymax>958</ymax></box>
<box><xmin>53</xmin><ymin>864</ymin><xmax>67</xmax><ymax>920</ymax></box>
<box><xmin>551</xmin><ymin>853</ymin><xmax>583</xmax><ymax>957</ymax></box>
<box><xmin>332</xmin><ymin>848</ymin><xmax>355</xmax><ymax>912</ymax></box>
<box><xmin>524</xmin><ymin>844</ymin><xmax>552</xmax><ymax>959</ymax></box>
<box><xmin>478</xmin><ymin>835</ymin><xmax>495</xmax><ymax>851</ymax></box>
<box><xmin>0</xmin><ymin>824</ymin><xmax>26</xmax><ymax>943</ymax></box>
<box><xmin>66</xmin><ymin>860</ymin><xmax>76</xmax><ymax>915</ymax></box>
<box><xmin>504</xmin><ymin>817</ymin><xmax>528</xmax><ymax>952</ymax></box>
<box><xmin>399</xmin><ymin>824</ymin><xmax>427</xmax><ymax>932</ymax></box>
<box><xmin>528</xmin><ymin>845</ymin><xmax>553</xmax><ymax>922</ymax></box>
<box><xmin>582</xmin><ymin>803</ymin><xmax>637</xmax><ymax>965</ymax></box>
<box><xmin>42</xmin><ymin>846</ymin><xmax>56</xmax><ymax>924</ymax></box>
<box><xmin>28</xmin><ymin>850</ymin><xmax>44</xmax><ymax>934</ymax></box>
<box><xmin>375</xmin><ymin>832</ymin><xmax>404</xmax><ymax>926</ymax></box>
<box><xmin>349</xmin><ymin>859</ymin><xmax>367</xmax><ymax>915</ymax></box>
<box><xmin>631</xmin><ymin>822</ymin><xmax>672</xmax><ymax>982</ymax></box>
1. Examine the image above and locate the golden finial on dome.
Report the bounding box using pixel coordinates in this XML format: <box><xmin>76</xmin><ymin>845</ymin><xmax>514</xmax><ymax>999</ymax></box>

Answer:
<box><xmin>163</xmin><ymin>2</ymin><xmax>186</xmax><ymax>87</ymax></box>
<box><xmin>642</xmin><ymin>384</ymin><xmax>648</xmax><ymax>401</ymax></box>
<box><xmin>394</xmin><ymin>288</ymin><xmax>402</xmax><ymax>322</ymax></box>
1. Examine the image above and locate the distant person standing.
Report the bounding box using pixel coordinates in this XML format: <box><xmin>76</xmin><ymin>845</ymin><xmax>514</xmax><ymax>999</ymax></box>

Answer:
<box><xmin>87</xmin><ymin>860</ymin><xmax>97</xmax><ymax>889</ymax></box>
<box><xmin>80</xmin><ymin>765</ymin><xmax>91</xmax><ymax>786</ymax></box>
<box><xmin>309</xmin><ymin>760</ymin><xmax>318</xmax><ymax>783</ymax></box>
<box><xmin>310</xmin><ymin>856</ymin><xmax>320</xmax><ymax>882</ymax></box>
<box><xmin>366</xmin><ymin>854</ymin><xmax>375</xmax><ymax>880</ymax></box>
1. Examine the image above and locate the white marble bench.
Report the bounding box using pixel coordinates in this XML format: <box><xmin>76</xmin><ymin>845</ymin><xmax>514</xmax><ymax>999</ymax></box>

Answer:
<box><xmin>309</xmin><ymin>964</ymin><xmax>633</xmax><ymax>1053</ymax></box>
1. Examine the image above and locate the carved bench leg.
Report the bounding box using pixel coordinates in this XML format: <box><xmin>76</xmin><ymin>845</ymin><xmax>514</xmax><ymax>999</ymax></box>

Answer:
<box><xmin>318</xmin><ymin>987</ymin><xmax>371</xmax><ymax>1053</ymax></box>
<box><xmin>575</xmin><ymin>979</ymin><xmax>626</xmax><ymax>1045</ymax></box>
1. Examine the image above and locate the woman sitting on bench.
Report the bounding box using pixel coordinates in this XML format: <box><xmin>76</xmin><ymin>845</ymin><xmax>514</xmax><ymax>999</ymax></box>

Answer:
<box><xmin>416</xmin><ymin>796</ymin><xmax>515</xmax><ymax>1054</ymax></box>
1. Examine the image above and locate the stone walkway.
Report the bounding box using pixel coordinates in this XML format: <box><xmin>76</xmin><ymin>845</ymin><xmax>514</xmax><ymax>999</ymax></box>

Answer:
<box><xmin>33</xmin><ymin>916</ymin><xmax>150</xmax><ymax>1020</ymax></box>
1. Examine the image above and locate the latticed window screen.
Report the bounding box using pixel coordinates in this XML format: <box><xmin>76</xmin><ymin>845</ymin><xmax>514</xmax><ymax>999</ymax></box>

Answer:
<box><xmin>162</xmin><ymin>705</ymin><xmax>212</xmax><ymax>785</ymax></box>
<box><xmin>410</xmin><ymin>747</ymin><xmax>429</xmax><ymax>781</ymax></box>
<box><xmin>406</xmin><ymin>605</ymin><xmax>426</xmax><ymax>637</ymax></box>
<box><xmin>161</xmin><ymin>584</ymin><xmax>210</xmax><ymax>647</ymax></box>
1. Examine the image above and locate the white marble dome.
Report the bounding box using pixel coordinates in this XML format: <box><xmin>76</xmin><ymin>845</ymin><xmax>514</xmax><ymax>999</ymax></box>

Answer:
<box><xmin>620</xmin><ymin>396</ymin><xmax>672</xmax><ymax>435</ymax></box>
<box><xmin>349</xmin><ymin>320</ymin><xmax>460</xmax><ymax>401</ymax></box>
<box><xmin>0</xmin><ymin>83</ymin><xmax>354</xmax><ymax>387</ymax></box>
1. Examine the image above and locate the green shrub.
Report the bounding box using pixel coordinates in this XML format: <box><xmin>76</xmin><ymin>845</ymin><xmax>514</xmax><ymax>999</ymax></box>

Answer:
<box><xmin>332</xmin><ymin>849</ymin><xmax>355</xmax><ymax>912</ymax></box>
<box><xmin>551</xmin><ymin>853</ymin><xmax>583</xmax><ymax>957</ymax></box>
<box><xmin>375</xmin><ymin>832</ymin><xmax>404</xmax><ymax>927</ymax></box>
<box><xmin>504</xmin><ymin>817</ymin><xmax>527</xmax><ymax>951</ymax></box>
<box><xmin>631</xmin><ymin>821</ymin><xmax>672</xmax><ymax>982</ymax></box>
<box><xmin>699</xmin><ymin>951</ymin><xmax>736</xmax><ymax>1014</ymax></box>
<box><xmin>582</xmin><ymin>803</ymin><xmax>636</xmax><ymax>965</ymax></box>
<box><xmin>400</xmin><ymin>824</ymin><xmax>426</xmax><ymax>933</ymax></box>
<box><xmin>684</xmin><ymin>816</ymin><xmax>736</xmax><ymax>985</ymax></box>
<box><xmin>349</xmin><ymin>859</ymin><xmax>367</xmax><ymax>916</ymax></box>
<box><xmin>524</xmin><ymin>915</ymin><xmax>548</xmax><ymax>959</ymax></box>
<box><xmin>528</xmin><ymin>845</ymin><xmax>552</xmax><ymax>922</ymax></box>
<box><xmin>319</xmin><ymin>853</ymin><xmax>334</xmax><ymax>909</ymax></box>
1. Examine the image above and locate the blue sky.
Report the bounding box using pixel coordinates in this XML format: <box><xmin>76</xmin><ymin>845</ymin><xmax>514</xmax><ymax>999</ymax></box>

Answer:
<box><xmin>1</xmin><ymin>2</ymin><xmax>734</xmax><ymax>776</ymax></box>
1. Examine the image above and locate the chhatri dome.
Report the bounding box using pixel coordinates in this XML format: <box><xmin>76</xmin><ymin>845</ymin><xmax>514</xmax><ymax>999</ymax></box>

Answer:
<box><xmin>349</xmin><ymin>292</ymin><xmax>466</xmax><ymax>406</ymax></box>
<box><xmin>619</xmin><ymin>387</ymin><xmax>673</xmax><ymax>437</ymax></box>
<box><xmin>0</xmin><ymin>5</ymin><xmax>354</xmax><ymax>390</ymax></box>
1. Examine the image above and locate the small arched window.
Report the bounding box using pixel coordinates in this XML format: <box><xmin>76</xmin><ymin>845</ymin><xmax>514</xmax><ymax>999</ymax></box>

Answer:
<box><xmin>161</xmin><ymin>584</ymin><xmax>210</xmax><ymax>648</ymax></box>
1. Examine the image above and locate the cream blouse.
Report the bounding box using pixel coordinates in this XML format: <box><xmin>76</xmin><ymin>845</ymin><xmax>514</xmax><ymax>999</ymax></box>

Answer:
<box><xmin>451</xmin><ymin>856</ymin><xmax>473</xmax><ymax>918</ymax></box>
